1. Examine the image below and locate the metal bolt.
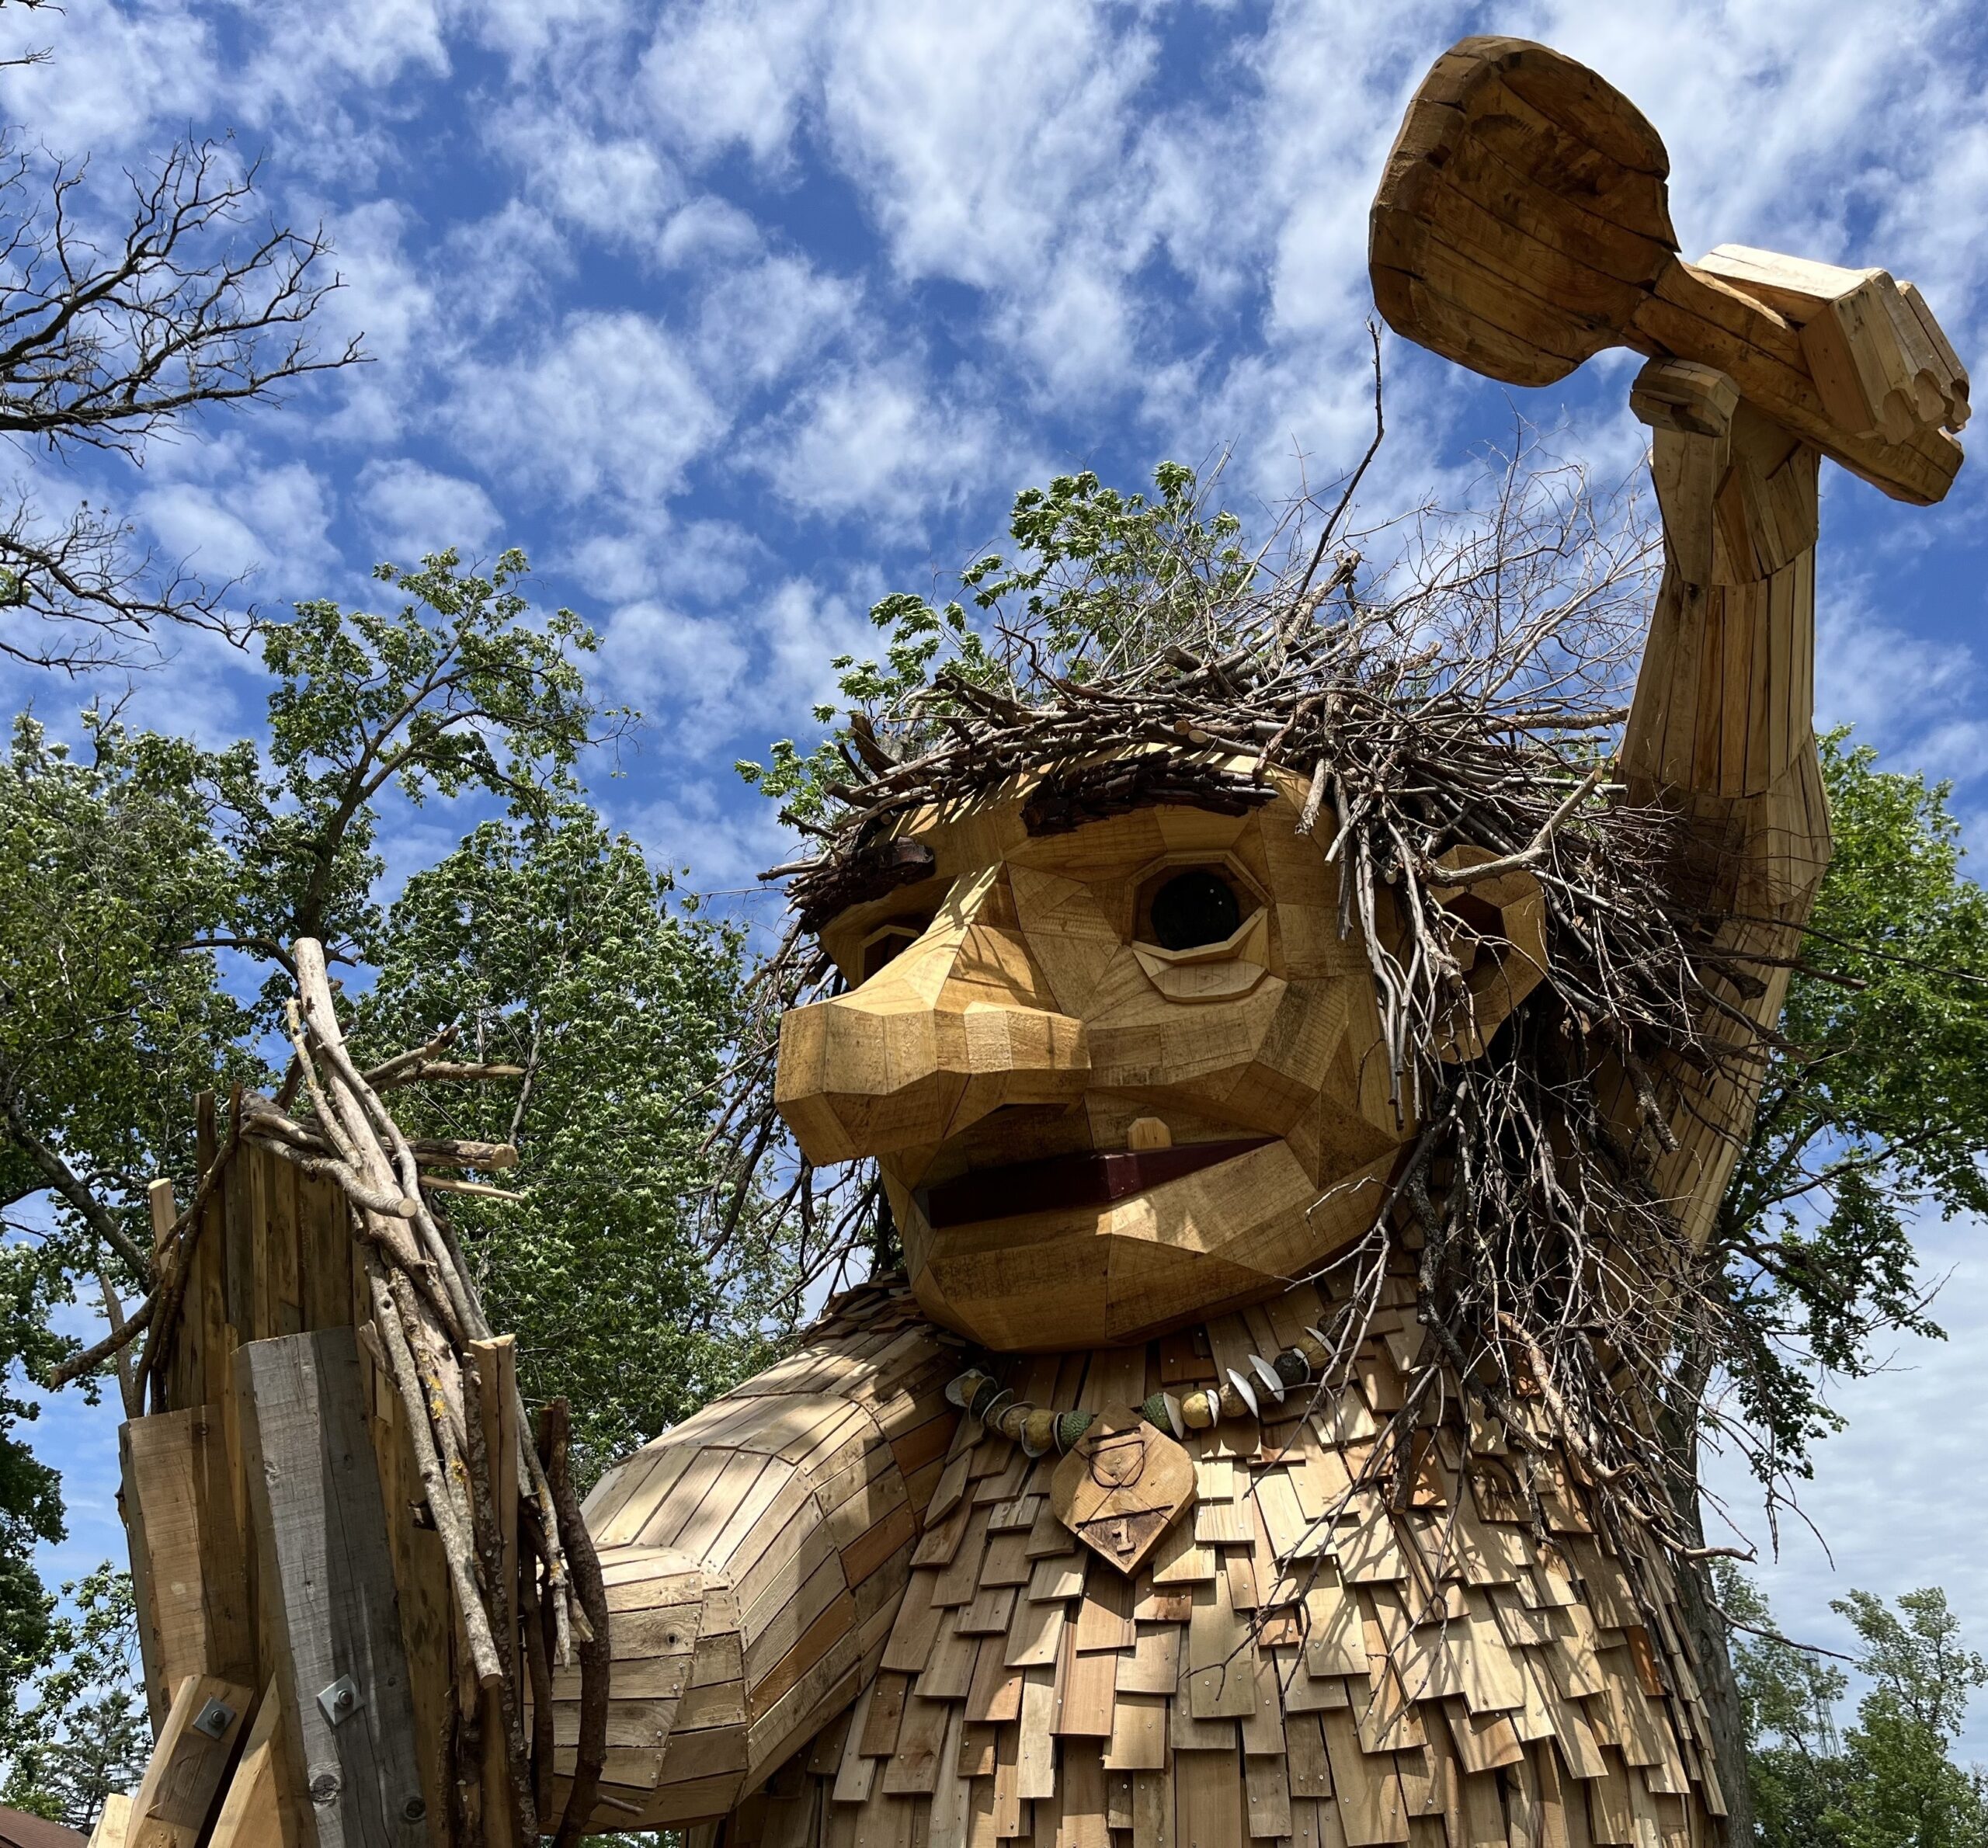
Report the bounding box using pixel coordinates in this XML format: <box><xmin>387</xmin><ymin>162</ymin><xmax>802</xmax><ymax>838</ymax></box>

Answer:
<box><xmin>402</xmin><ymin>1797</ymin><xmax>428</xmax><ymax>1822</ymax></box>
<box><xmin>191</xmin><ymin>1696</ymin><xmax>237</xmax><ymax>1740</ymax></box>
<box><xmin>317</xmin><ymin>1674</ymin><xmax>365</xmax><ymax>1726</ymax></box>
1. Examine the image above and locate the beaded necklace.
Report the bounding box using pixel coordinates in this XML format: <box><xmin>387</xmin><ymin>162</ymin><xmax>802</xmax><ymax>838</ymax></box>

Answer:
<box><xmin>944</xmin><ymin>1322</ymin><xmax>1336</xmax><ymax>1457</ymax></box>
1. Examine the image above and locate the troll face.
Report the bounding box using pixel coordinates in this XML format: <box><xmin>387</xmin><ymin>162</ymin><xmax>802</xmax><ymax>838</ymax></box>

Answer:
<box><xmin>773</xmin><ymin>761</ymin><xmax>1547</xmax><ymax>1352</ymax></box>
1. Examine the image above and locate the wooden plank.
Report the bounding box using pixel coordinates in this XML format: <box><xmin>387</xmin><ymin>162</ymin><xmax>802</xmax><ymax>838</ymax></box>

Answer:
<box><xmin>1176</xmin><ymin>1745</ymin><xmax>1245</xmax><ymax>1846</ymax></box>
<box><xmin>297</xmin><ymin>1174</ymin><xmax>350</xmax><ymax>1334</ymax></box>
<box><xmin>120</xmin><ymin>1408</ymin><xmax>254</xmax><ymax>1728</ymax></box>
<box><xmin>237</xmin><ymin>1329</ymin><xmax>427</xmax><ymax>1846</ymax></box>
<box><xmin>267</xmin><ymin>1149</ymin><xmax>305</xmax><ymax>1338</ymax></box>
<box><xmin>127</xmin><ymin>1671</ymin><xmax>254</xmax><ymax>1848</ymax></box>
<box><xmin>470</xmin><ymin>1336</ymin><xmax>521</xmax><ymax>1848</ymax></box>
<box><xmin>208</xmin><ymin>1678</ymin><xmax>284</xmax><ymax>1847</ymax></box>
<box><xmin>88</xmin><ymin>1794</ymin><xmax>133</xmax><ymax>1847</ymax></box>
<box><xmin>223</xmin><ymin>1110</ymin><xmax>253</xmax><ymax>1341</ymax></box>
<box><xmin>362</xmin><ymin>1321</ymin><xmax>454</xmax><ymax>1837</ymax></box>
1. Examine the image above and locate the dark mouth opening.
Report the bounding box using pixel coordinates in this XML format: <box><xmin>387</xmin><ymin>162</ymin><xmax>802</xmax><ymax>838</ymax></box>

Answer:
<box><xmin>916</xmin><ymin>1137</ymin><xmax>1274</xmax><ymax>1230</ymax></box>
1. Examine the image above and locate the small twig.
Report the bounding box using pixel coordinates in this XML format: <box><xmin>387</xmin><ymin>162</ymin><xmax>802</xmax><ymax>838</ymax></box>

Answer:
<box><xmin>1423</xmin><ymin>760</ymin><xmax>1610</xmax><ymax>886</ymax></box>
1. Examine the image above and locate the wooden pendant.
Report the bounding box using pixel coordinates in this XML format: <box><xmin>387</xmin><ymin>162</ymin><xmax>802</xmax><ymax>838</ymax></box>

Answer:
<box><xmin>1049</xmin><ymin>1403</ymin><xmax>1197</xmax><ymax>1575</ymax></box>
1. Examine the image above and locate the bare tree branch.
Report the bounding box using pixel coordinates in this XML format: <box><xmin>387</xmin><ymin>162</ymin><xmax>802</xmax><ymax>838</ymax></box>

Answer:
<box><xmin>0</xmin><ymin>134</ymin><xmax>365</xmax><ymax>665</ymax></box>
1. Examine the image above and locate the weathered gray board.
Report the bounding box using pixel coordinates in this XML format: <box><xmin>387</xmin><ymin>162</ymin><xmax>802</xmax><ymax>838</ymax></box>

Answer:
<box><xmin>237</xmin><ymin>1329</ymin><xmax>427</xmax><ymax>1846</ymax></box>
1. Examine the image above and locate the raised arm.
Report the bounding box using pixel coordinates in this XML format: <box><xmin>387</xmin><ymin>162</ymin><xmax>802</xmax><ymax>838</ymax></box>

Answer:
<box><xmin>1616</xmin><ymin>356</ymin><xmax>1831</xmax><ymax>1248</ymax></box>
<box><xmin>549</xmin><ymin>1282</ymin><xmax>962</xmax><ymax>1829</ymax></box>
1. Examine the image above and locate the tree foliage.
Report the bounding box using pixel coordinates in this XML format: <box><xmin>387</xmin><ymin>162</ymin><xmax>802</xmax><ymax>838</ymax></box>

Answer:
<box><xmin>355</xmin><ymin>805</ymin><xmax>772</xmax><ymax>1481</ymax></box>
<box><xmin>1728</xmin><ymin>1569</ymin><xmax>1988</xmax><ymax>1848</ymax></box>
<box><xmin>1712</xmin><ymin>735</ymin><xmax>1988</xmax><ymax>1488</ymax></box>
<box><xmin>740</xmin><ymin>464</ymin><xmax>1257</xmax><ymax>824</ymax></box>
<box><xmin>0</xmin><ymin>549</ymin><xmax>756</xmax><ymax>1770</ymax></box>
<box><xmin>0</xmin><ymin>1563</ymin><xmax>146</xmax><ymax>1830</ymax></box>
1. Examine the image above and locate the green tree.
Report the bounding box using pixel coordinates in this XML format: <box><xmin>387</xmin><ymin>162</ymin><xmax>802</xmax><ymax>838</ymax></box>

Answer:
<box><xmin>0</xmin><ymin>548</ymin><xmax>758</xmax><ymax>1759</ymax></box>
<box><xmin>355</xmin><ymin>805</ymin><xmax>773</xmax><ymax>1481</ymax></box>
<box><xmin>740</xmin><ymin>464</ymin><xmax>1256</xmax><ymax>825</ymax></box>
<box><xmin>1724</xmin><ymin>1565</ymin><xmax>1854</xmax><ymax>1846</ymax></box>
<box><xmin>1728</xmin><ymin>1571</ymin><xmax>1988</xmax><ymax>1848</ymax></box>
<box><xmin>1835</xmin><ymin>1589</ymin><xmax>1988</xmax><ymax>1848</ymax></box>
<box><xmin>0</xmin><ymin>1563</ymin><xmax>147</xmax><ymax>1829</ymax></box>
<box><xmin>1713</xmin><ymin>735</ymin><xmax>1988</xmax><ymax>1483</ymax></box>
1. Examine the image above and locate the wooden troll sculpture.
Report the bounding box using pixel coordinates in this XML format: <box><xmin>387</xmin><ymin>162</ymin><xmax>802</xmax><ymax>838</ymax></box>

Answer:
<box><xmin>555</xmin><ymin>39</ymin><xmax>1966</xmax><ymax>1848</ymax></box>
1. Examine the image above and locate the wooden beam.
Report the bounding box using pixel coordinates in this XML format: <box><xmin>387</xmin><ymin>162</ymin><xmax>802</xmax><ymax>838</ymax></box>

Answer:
<box><xmin>127</xmin><ymin>1671</ymin><xmax>254</xmax><ymax>1848</ymax></box>
<box><xmin>119</xmin><ymin>1408</ymin><xmax>253</xmax><ymax>1731</ymax></box>
<box><xmin>470</xmin><ymin>1335</ymin><xmax>523</xmax><ymax>1844</ymax></box>
<box><xmin>237</xmin><ymin>1329</ymin><xmax>428</xmax><ymax>1846</ymax></box>
<box><xmin>207</xmin><ymin>1679</ymin><xmax>287</xmax><ymax>1848</ymax></box>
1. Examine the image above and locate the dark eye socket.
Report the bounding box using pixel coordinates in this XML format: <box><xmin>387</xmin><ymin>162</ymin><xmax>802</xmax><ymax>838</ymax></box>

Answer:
<box><xmin>1148</xmin><ymin>870</ymin><xmax>1242</xmax><ymax>950</ymax></box>
<box><xmin>860</xmin><ymin>921</ymin><xmax>928</xmax><ymax>981</ymax></box>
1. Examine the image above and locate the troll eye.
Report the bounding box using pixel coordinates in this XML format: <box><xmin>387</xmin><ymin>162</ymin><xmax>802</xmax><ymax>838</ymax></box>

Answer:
<box><xmin>860</xmin><ymin>919</ymin><xmax>930</xmax><ymax>980</ymax></box>
<box><xmin>1147</xmin><ymin>869</ymin><xmax>1242</xmax><ymax>950</ymax></box>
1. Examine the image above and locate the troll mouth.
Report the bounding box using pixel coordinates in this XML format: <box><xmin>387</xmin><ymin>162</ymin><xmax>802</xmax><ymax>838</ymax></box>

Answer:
<box><xmin>916</xmin><ymin>1137</ymin><xmax>1274</xmax><ymax>1230</ymax></box>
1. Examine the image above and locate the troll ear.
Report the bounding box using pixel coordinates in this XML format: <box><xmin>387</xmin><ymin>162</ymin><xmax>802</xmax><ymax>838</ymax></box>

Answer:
<box><xmin>1426</xmin><ymin>847</ymin><xmax>1549</xmax><ymax>1062</ymax></box>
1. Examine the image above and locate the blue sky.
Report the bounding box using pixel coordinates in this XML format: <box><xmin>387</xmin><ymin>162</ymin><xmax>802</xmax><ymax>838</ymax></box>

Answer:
<box><xmin>7</xmin><ymin>0</ymin><xmax>1988</xmax><ymax>1756</ymax></box>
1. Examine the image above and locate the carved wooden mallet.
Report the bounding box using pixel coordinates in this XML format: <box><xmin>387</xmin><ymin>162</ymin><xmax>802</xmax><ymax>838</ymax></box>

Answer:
<box><xmin>1370</xmin><ymin>36</ymin><xmax>1969</xmax><ymax>506</ymax></box>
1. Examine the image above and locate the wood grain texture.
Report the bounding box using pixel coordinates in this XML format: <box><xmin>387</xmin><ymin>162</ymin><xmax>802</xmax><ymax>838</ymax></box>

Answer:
<box><xmin>1369</xmin><ymin>35</ymin><xmax>1963</xmax><ymax>505</ymax></box>
<box><xmin>127</xmin><ymin>1672</ymin><xmax>255</xmax><ymax>1848</ymax></box>
<box><xmin>584</xmin><ymin>1271</ymin><xmax>1726</xmax><ymax>1846</ymax></box>
<box><xmin>553</xmin><ymin>1280</ymin><xmax>964</xmax><ymax>1829</ymax></box>
<box><xmin>237</xmin><ymin>1330</ymin><xmax>428</xmax><ymax>1848</ymax></box>
<box><xmin>207</xmin><ymin>1680</ymin><xmax>287</xmax><ymax>1848</ymax></box>
<box><xmin>120</xmin><ymin>1406</ymin><xmax>254</xmax><ymax>1729</ymax></box>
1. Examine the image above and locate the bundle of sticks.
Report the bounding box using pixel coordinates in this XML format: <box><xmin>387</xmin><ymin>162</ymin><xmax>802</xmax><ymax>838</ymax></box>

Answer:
<box><xmin>58</xmin><ymin>937</ymin><xmax>610</xmax><ymax>1844</ymax></box>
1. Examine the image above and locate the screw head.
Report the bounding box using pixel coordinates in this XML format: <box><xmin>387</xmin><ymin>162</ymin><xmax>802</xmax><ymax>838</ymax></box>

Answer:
<box><xmin>402</xmin><ymin>1796</ymin><xmax>427</xmax><ymax>1822</ymax></box>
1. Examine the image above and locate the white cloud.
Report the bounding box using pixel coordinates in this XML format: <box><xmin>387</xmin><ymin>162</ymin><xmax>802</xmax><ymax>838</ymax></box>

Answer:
<box><xmin>756</xmin><ymin>574</ymin><xmax>872</xmax><ymax>716</ymax></box>
<box><xmin>638</xmin><ymin>1</ymin><xmax>1175</xmax><ymax>404</ymax></box>
<box><xmin>558</xmin><ymin>515</ymin><xmax>766</xmax><ymax>613</ymax></box>
<box><xmin>1816</xmin><ymin>602</ymin><xmax>1981</xmax><ymax>762</ymax></box>
<box><xmin>753</xmin><ymin>359</ymin><xmax>1003</xmax><ymax>526</ymax></box>
<box><xmin>471</xmin><ymin>0</ymin><xmax>633</xmax><ymax>69</ymax></box>
<box><xmin>638</xmin><ymin>0</ymin><xmax>830</xmax><ymax>168</ymax></box>
<box><xmin>598</xmin><ymin>571</ymin><xmax>868</xmax><ymax>737</ymax></box>
<box><xmin>356</xmin><ymin>458</ymin><xmax>505</xmax><ymax>561</ymax></box>
<box><xmin>658</xmin><ymin>196</ymin><xmax>764</xmax><ymax>268</ymax></box>
<box><xmin>600</xmin><ymin>597</ymin><xmax>751</xmax><ymax>712</ymax></box>
<box><xmin>228</xmin><ymin>0</ymin><xmax>453</xmax><ymax>128</ymax></box>
<box><xmin>487</xmin><ymin>104</ymin><xmax>684</xmax><ymax>248</ymax></box>
<box><xmin>620</xmin><ymin>777</ymin><xmax>799</xmax><ymax>899</ymax></box>
<box><xmin>0</xmin><ymin>0</ymin><xmax>220</xmax><ymax>158</ymax></box>
<box><xmin>1705</xmin><ymin>1218</ymin><xmax>1988</xmax><ymax>1761</ymax></box>
<box><xmin>813</xmin><ymin>3</ymin><xmax>1159</xmax><ymax>293</ymax></box>
<box><xmin>448</xmin><ymin>310</ymin><xmax>726</xmax><ymax>510</ymax></box>
<box><xmin>693</xmin><ymin>252</ymin><xmax>857</xmax><ymax>391</ymax></box>
<box><xmin>436</xmin><ymin>202</ymin><xmax>579</xmax><ymax>346</ymax></box>
<box><xmin>134</xmin><ymin>457</ymin><xmax>336</xmax><ymax>594</ymax></box>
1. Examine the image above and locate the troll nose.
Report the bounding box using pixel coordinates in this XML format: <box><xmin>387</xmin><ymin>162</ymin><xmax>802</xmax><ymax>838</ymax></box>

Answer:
<box><xmin>774</xmin><ymin>888</ymin><xmax>1090</xmax><ymax>1165</ymax></box>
